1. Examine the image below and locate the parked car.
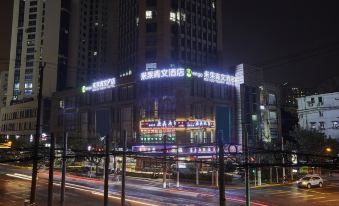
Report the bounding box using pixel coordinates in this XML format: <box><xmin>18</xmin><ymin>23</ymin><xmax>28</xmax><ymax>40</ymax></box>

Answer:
<box><xmin>296</xmin><ymin>174</ymin><xmax>323</xmax><ymax>189</ymax></box>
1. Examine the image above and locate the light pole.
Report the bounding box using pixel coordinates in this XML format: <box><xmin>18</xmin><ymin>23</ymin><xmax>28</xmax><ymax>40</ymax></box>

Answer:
<box><xmin>282</xmin><ymin>136</ymin><xmax>286</xmax><ymax>183</ymax></box>
<box><xmin>176</xmin><ymin>143</ymin><xmax>180</xmax><ymax>188</ymax></box>
<box><xmin>163</xmin><ymin>135</ymin><xmax>167</xmax><ymax>189</ymax></box>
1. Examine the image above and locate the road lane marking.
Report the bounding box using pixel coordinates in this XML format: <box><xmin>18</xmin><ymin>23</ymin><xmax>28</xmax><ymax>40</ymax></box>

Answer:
<box><xmin>318</xmin><ymin>199</ymin><xmax>339</xmax><ymax>203</ymax></box>
<box><xmin>306</xmin><ymin>196</ymin><xmax>326</xmax><ymax>200</ymax></box>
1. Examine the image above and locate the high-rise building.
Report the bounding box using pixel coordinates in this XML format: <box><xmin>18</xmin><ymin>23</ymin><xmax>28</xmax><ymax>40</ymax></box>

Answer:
<box><xmin>67</xmin><ymin>0</ymin><xmax>114</xmax><ymax>88</ymax></box>
<box><xmin>0</xmin><ymin>71</ymin><xmax>8</xmax><ymax>108</ymax></box>
<box><xmin>0</xmin><ymin>0</ymin><xmax>71</xmax><ymax>137</ymax></box>
<box><xmin>115</xmin><ymin>0</ymin><xmax>223</xmax><ymax>76</ymax></box>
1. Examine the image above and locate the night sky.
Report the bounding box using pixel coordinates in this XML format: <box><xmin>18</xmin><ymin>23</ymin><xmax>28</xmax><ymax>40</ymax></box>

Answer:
<box><xmin>1</xmin><ymin>0</ymin><xmax>338</xmax><ymax>88</ymax></box>
<box><xmin>0</xmin><ymin>0</ymin><xmax>13</xmax><ymax>72</ymax></box>
<box><xmin>222</xmin><ymin>0</ymin><xmax>339</xmax><ymax>87</ymax></box>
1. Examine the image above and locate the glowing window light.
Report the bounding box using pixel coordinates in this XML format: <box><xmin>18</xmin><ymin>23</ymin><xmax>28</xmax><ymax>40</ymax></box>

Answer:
<box><xmin>81</xmin><ymin>78</ymin><xmax>116</xmax><ymax>93</ymax></box>
<box><xmin>146</xmin><ymin>10</ymin><xmax>153</xmax><ymax>19</ymax></box>
<box><xmin>170</xmin><ymin>12</ymin><xmax>176</xmax><ymax>22</ymax></box>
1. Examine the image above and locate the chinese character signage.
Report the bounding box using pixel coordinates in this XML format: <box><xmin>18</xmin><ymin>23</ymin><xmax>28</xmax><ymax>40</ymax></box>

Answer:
<box><xmin>81</xmin><ymin>78</ymin><xmax>116</xmax><ymax>93</ymax></box>
<box><xmin>140</xmin><ymin>68</ymin><xmax>235</xmax><ymax>86</ymax></box>
<box><xmin>140</xmin><ymin>68</ymin><xmax>186</xmax><ymax>80</ymax></box>
<box><xmin>140</xmin><ymin>119</ymin><xmax>215</xmax><ymax>129</ymax></box>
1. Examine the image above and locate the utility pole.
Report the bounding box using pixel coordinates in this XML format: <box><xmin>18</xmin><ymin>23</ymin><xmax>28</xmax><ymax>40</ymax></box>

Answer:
<box><xmin>163</xmin><ymin>135</ymin><xmax>167</xmax><ymax>188</ymax></box>
<box><xmin>60</xmin><ymin>132</ymin><xmax>68</xmax><ymax>206</ymax></box>
<box><xmin>121</xmin><ymin>131</ymin><xmax>127</xmax><ymax>206</ymax></box>
<box><xmin>47</xmin><ymin>133</ymin><xmax>55</xmax><ymax>206</ymax></box>
<box><xmin>30</xmin><ymin>61</ymin><xmax>46</xmax><ymax>205</ymax></box>
<box><xmin>244</xmin><ymin>126</ymin><xmax>251</xmax><ymax>206</ymax></box>
<box><xmin>104</xmin><ymin>135</ymin><xmax>110</xmax><ymax>206</ymax></box>
<box><xmin>282</xmin><ymin>136</ymin><xmax>286</xmax><ymax>183</ymax></box>
<box><xmin>196</xmin><ymin>148</ymin><xmax>199</xmax><ymax>185</ymax></box>
<box><xmin>218</xmin><ymin>131</ymin><xmax>225</xmax><ymax>206</ymax></box>
<box><xmin>176</xmin><ymin>144</ymin><xmax>180</xmax><ymax>188</ymax></box>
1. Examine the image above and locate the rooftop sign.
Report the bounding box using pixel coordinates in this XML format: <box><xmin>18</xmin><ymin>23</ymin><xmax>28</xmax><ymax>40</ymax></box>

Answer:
<box><xmin>140</xmin><ymin>68</ymin><xmax>235</xmax><ymax>85</ymax></box>
<box><xmin>81</xmin><ymin>78</ymin><xmax>116</xmax><ymax>93</ymax></box>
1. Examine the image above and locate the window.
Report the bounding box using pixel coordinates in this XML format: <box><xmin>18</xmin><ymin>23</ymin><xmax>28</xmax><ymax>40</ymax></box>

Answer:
<box><xmin>146</xmin><ymin>0</ymin><xmax>157</xmax><ymax>7</ymax></box>
<box><xmin>29</xmin><ymin>14</ymin><xmax>37</xmax><ymax>19</ymax></box>
<box><xmin>319</xmin><ymin>122</ymin><xmax>325</xmax><ymax>130</ymax></box>
<box><xmin>318</xmin><ymin>96</ymin><xmax>323</xmax><ymax>105</ymax></box>
<box><xmin>333</xmin><ymin>121</ymin><xmax>338</xmax><ymax>129</ymax></box>
<box><xmin>145</xmin><ymin>10</ymin><xmax>153</xmax><ymax>19</ymax></box>
<box><xmin>24</xmin><ymin>82</ymin><xmax>33</xmax><ymax>89</ymax></box>
<box><xmin>28</xmin><ymin>21</ymin><xmax>36</xmax><ymax>26</ymax></box>
<box><xmin>27</xmin><ymin>47</ymin><xmax>35</xmax><ymax>53</ymax></box>
<box><xmin>29</xmin><ymin>7</ymin><xmax>37</xmax><ymax>13</ymax></box>
<box><xmin>310</xmin><ymin>122</ymin><xmax>316</xmax><ymax>129</ymax></box>
<box><xmin>146</xmin><ymin>23</ymin><xmax>157</xmax><ymax>32</ymax></box>
<box><xmin>28</xmin><ymin>34</ymin><xmax>35</xmax><ymax>39</ymax></box>
<box><xmin>170</xmin><ymin>12</ymin><xmax>176</xmax><ymax>22</ymax></box>
<box><xmin>319</xmin><ymin>111</ymin><xmax>324</xmax><ymax>117</ymax></box>
<box><xmin>30</xmin><ymin>1</ymin><xmax>37</xmax><ymax>6</ymax></box>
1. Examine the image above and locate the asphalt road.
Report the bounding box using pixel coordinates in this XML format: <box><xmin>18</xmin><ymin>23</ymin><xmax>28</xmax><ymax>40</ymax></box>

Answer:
<box><xmin>228</xmin><ymin>178</ymin><xmax>339</xmax><ymax>206</ymax></box>
<box><xmin>1</xmin><ymin>164</ymin><xmax>339</xmax><ymax>206</ymax></box>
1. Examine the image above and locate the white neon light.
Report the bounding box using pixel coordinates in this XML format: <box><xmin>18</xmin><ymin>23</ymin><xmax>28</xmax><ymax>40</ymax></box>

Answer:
<box><xmin>82</xmin><ymin>78</ymin><xmax>116</xmax><ymax>92</ymax></box>
<box><xmin>140</xmin><ymin>68</ymin><xmax>185</xmax><ymax>80</ymax></box>
<box><xmin>203</xmin><ymin>71</ymin><xmax>235</xmax><ymax>85</ymax></box>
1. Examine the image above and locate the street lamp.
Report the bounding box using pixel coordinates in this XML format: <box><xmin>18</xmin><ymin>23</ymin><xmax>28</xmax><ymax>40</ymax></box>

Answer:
<box><xmin>325</xmin><ymin>147</ymin><xmax>332</xmax><ymax>153</ymax></box>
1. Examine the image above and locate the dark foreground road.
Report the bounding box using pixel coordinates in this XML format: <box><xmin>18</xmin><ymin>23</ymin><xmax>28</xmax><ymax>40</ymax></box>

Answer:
<box><xmin>1</xmin><ymin>164</ymin><xmax>339</xmax><ymax>206</ymax></box>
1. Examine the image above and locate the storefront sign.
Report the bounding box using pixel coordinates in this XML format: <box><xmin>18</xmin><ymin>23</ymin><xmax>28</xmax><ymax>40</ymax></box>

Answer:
<box><xmin>132</xmin><ymin>144</ymin><xmax>242</xmax><ymax>154</ymax></box>
<box><xmin>140</xmin><ymin>119</ymin><xmax>215</xmax><ymax>129</ymax></box>
<box><xmin>81</xmin><ymin>78</ymin><xmax>116</xmax><ymax>93</ymax></box>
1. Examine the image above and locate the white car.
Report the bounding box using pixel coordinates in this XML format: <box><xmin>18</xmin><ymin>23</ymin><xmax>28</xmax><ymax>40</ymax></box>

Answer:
<box><xmin>296</xmin><ymin>175</ymin><xmax>323</xmax><ymax>189</ymax></box>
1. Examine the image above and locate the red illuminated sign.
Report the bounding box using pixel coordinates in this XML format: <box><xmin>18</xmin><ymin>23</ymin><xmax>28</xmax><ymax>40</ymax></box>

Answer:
<box><xmin>140</xmin><ymin>120</ymin><xmax>214</xmax><ymax>129</ymax></box>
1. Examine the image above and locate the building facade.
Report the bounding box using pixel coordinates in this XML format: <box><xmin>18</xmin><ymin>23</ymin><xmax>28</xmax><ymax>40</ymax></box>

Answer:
<box><xmin>115</xmin><ymin>0</ymin><xmax>223</xmax><ymax>75</ymax></box>
<box><xmin>0</xmin><ymin>71</ymin><xmax>8</xmax><ymax>108</ymax></box>
<box><xmin>0</xmin><ymin>0</ymin><xmax>71</xmax><ymax>137</ymax></box>
<box><xmin>67</xmin><ymin>0</ymin><xmax>114</xmax><ymax>88</ymax></box>
<box><xmin>297</xmin><ymin>92</ymin><xmax>339</xmax><ymax>139</ymax></box>
<box><xmin>235</xmin><ymin>64</ymin><xmax>282</xmax><ymax>147</ymax></box>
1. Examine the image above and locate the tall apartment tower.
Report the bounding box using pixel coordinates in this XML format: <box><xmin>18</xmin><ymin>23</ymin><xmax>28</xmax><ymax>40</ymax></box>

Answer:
<box><xmin>115</xmin><ymin>0</ymin><xmax>223</xmax><ymax>76</ymax></box>
<box><xmin>0</xmin><ymin>0</ymin><xmax>71</xmax><ymax>137</ymax></box>
<box><xmin>67</xmin><ymin>0</ymin><xmax>114</xmax><ymax>88</ymax></box>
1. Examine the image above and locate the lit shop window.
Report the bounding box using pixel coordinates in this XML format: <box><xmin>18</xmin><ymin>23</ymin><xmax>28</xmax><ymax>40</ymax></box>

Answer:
<box><xmin>146</xmin><ymin>10</ymin><xmax>153</xmax><ymax>19</ymax></box>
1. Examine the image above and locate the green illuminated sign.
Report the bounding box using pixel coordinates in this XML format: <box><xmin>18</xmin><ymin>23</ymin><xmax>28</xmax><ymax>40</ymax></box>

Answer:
<box><xmin>186</xmin><ymin>68</ymin><xmax>192</xmax><ymax>78</ymax></box>
<box><xmin>81</xmin><ymin>86</ymin><xmax>86</xmax><ymax>93</ymax></box>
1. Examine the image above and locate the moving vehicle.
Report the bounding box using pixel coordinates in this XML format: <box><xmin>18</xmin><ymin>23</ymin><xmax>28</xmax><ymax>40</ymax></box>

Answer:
<box><xmin>296</xmin><ymin>174</ymin><xmax>323</xmax><ymax>189</ymax></box>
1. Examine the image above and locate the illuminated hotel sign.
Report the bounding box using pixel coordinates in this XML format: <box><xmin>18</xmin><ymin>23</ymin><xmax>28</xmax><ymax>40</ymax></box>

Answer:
<box><xmin>203</xmin><ymin>71</ymin><xmax>235</xmax><ymax>85</ymax></box>
<box><xmin>140</xmin><ymin>68</ymin><xmax>185</xmax><ymax>80</ymax></box>
<box><xmin>81</xmin><ymin>78</ymin><xmax>116</xmax><ymax>93</ymax></box>
<box><xmin>140</xmin><ymin>68</ymin><xmax>235</xmax><ymax>85</ymax></box>
<box><xmin>140</xmin><ymin>119</ymin><xmax>215</xmax><ymax>129</ymax></box>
